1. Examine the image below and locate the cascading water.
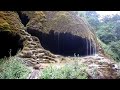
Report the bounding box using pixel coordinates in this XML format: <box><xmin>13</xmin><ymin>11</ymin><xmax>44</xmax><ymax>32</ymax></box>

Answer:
<box><xmin>86</xmin><ymin>38</ymin><xmax>88</xmax><ymax>56</ymax></box>
<box><xmin>27</xmin><ymin>28</ymin><xmax>97</xmax><ymax>57</ymax></box>
<box><xmin>94</xmin><ymin>41</ymin><xmax>97</xmax><ymax>55</ymax></box>
<box><xmin>58</xmin><ymin>33</ymin><xmax>60</xmax><ymax>53</ymax></box>
<box><xmin>90</xmin><ymin>38</ymin><xmax>91</xmax><ymax>55</ymax></box>
<box><xmin>87</xmin><ymin>34</ymin><xmax>97</xmax><ymax>56</ymax></box>
<box><xmin>92</xmin><ymin>42</ymin><xmax>94</xmax><ymax>55</ymax></box>
<box><xmin>86</xmin><ymin>39</ymin><xmax>87</xmax><ymax>56</ymax></box>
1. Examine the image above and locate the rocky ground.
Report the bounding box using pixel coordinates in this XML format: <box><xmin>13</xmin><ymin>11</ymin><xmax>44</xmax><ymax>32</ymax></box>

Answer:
<box><xmin>23</xmin><ymin>54</ymin><xmax>120</xmax><ymax>79</ymax></box>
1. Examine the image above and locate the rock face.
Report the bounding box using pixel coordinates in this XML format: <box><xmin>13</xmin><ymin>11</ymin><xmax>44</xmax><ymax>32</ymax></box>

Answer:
<box><xmin>26</xmin><ymin>11</ymin><xmax>99</xmax><ymax>56</ymax></box>
<box><xmin>80</xmin><ymin>55</ymin><xmax>119</xmax><ymax>79</ymax></box>
<box><xmin>0</xmin><ymin>11</ymin><xmax>58</xmax><ymax>66</ymax></box>
<box><xmin>0</xmin><ymin>11</ymin><xmax>119</xmax><ymax>79</ymax></box>
<box><xmin>0</xmin><ymin>11</ymin><xmax>100</xmax><ymax>63</ymax></box>
<box><xmin>0</xmin><ymin>11</ymin><xmax>25</xmax><ymax>58</ymax></box>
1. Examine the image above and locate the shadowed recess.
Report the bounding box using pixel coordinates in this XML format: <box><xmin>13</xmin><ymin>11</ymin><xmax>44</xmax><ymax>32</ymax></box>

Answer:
<box><xmin>27</xmin><ymin>28</ymin><xmax>96</xmax><ymax>56</ymax></box>
<box><xmin>0</xmin><ymin>31</ymin><xmax>24</xmax><ymax>58</ymax></box>
<box><xmin>17</xmin><ymin>11</ymin><xmax>30</xmax><ymax>26</ymax></box>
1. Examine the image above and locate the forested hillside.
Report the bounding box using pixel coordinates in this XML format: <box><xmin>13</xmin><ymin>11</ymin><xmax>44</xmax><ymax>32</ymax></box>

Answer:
<box><xmin>82</xmin><ymin>11</ymin><xmax>120</xmax><ymax>62</ymax></box>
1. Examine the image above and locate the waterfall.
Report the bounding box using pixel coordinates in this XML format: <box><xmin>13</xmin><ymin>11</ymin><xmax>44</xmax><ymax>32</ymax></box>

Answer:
<box><xmin>94</xmin><ymin>41</ymin><xmax>97</xmax><ymax>55</ymax></box>
<box><xmin>89</xmin><ymin>39</ymin><xmax>91</xmax><ymax>55</ymax></box>
<box><xmin>93</xmin><ymin>41</ymin><xmax>96</xmax><ymax>56</ymax></box>
<box><xmin>93</xmin><ymin>39</ymin><xmax>97</xmax><ymax>56</ymax></box>
<box><xmin>92</xmin><ymin>42</ymin><xmax>95</xmax><ymax>55</ymax></box>
<box><xmin>91</xmin><ymin>40</ymin><xmax>97</xmax><ymax>56</ymax></box>
<box><xmin>86</xmin><ymin>38</ymin><xmax>88</xmax><ymax>56</ymax></box>
<box><xmin>58</xmin><ymin>33</ymin><xmax>60</xmax><ymax>53</ymax></box>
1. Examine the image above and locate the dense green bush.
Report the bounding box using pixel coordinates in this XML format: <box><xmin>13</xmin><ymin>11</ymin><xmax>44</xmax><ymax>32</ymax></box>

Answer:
<box><xmin>109</xmin><ymin>41</ymin><xmax>120</xmax><ymax>61</ymax></box>
<box><xmin>0</xmin><ymin>57</ymin><xmax>31</xmax><ymax>79</ymax></box>
<box><xmin>40</xmin><ymin>60</ymin><xmax>88</xmax><ymax>79</ymax></box>
<box><xmin>97</xmin><ymin>38</ymin><xmax>119</xmax><ymax>61</ymax></box>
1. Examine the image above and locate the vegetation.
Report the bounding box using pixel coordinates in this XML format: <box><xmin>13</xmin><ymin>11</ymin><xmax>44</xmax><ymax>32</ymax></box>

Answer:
<box><xmin>0</xmin><ymin>56</ymin><xmax>31</xmax><ymax>79</ymax></box>
<box><xmin>40</xmin><ymin>60</ymin><xmax>88</xmax><ymax>79</ymax></box>
<box><xmin>97</xmin><ymin>38</ymin><xmax>119</xmax><ymax>61</ymax></box>
<box><xmin>84</xmin><ymin>11</ymin><xmax>120</xmax><ymax>62</ymax></box>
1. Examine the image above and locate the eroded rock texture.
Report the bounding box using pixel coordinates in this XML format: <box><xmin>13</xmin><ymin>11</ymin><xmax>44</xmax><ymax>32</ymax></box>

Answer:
<box><xmin>0</xmin><ymin>11</ymin><xmax>25</xmax><ymax>58</ymax></box>
<box><xmin>0</xmin><ymin>11</ymin><xmax>58</xmax><ymax>66</ymax></box>
<box><xmin>26</xmin><ymin>11</ymin><xmax>99</xmax><ymax>56</ymax></box>
<box><xmin>0</xmin><ymin>11</ymin><xmax>103</xmax><ymax>63</ymax></box>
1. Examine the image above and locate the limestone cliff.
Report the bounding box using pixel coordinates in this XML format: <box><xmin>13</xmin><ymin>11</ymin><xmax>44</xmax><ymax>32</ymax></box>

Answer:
<box><xmin>26</xmin><ymin>11</ymin><xmax>98</xmax><ymax>56</ymax></box>
<box><xmin>0</xmin><ymin>11</ymin><xmax>118</xmax><ymax>79</ymax></box>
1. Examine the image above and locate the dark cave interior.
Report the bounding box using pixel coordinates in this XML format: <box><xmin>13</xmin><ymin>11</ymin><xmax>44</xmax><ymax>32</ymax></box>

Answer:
<box><xmin>0</xmin><ymin>31</ymin><xmax>24</xmax><ymax>59</ymax></box>
<box><xmin>17</xmin><ymin>11</ymin><xmax>30</xmax><ymax>26</ymax></box>
<box><xmin>27</xmin><ymin>29</ymin><xmax>96</xmax><ymax>56</ymax></box>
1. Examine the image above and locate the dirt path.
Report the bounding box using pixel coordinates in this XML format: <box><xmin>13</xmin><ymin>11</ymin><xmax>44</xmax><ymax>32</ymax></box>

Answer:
<box><xmin>27</xmin><ymin>63</ymin><xmax>50</xmax><ymax>79</ymax></box>
<box><xmin>26</xmin><ymin>67</ymin><xmax>40</xmax><ymax>79</ymax></box>
<box><xmin>27</xmin><ymin>69</ymin><xmax>40</xmax><ymax>79</ymax></box>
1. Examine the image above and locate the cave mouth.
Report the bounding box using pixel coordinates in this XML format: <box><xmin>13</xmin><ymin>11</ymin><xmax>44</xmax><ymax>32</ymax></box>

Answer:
<box><xmin>27</xmin><ymin>29</ymin><xmax>97</xmax><ymax>57</ymax></box>
<box><xmin>17</xmin><ymin>11</ymin><xmax>30</xmax><ymax>26</ymax></box>
<box><xmin>0</xmin><ymin>31</ymin><xmax>24</xmax><ymax>59</ymax></box>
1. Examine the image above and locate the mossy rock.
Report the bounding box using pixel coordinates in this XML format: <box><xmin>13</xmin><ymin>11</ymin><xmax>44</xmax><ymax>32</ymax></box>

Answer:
<box><xmin>18</xmin><ymin>11</ymin><xmax>46</xmax><ymax>30</ymax></box>
<box><xmin>26</xmin><ymin>11</ymin><xmax>97</xmax><ymax>39</ymax></box>
<box><xmin>44</xmin><ymin>11</ymin><xmax>98</xmax><ymax>46</ymax></box>
<box><xmin>25</xmin><ymin>11</ymin><xmax>99</xmax><ymax>56</ymax></box>
<box><xmin>0</xmin><ymin>18</ymin><xmax>10</xmax><ymax>31</ymax></box>
<box><xmin>0</xmin><ymin>11</ymin><xmax>30</xmax><ymax>58</ymax></box>
<box><xmin>45</xmin><ymin>12</ymin><xmax>93</xmax><ymax>36</ymax></box>
<box><xmin>0</xmin><ymin>11</ymin><xmax>24</xmax><ymax>34</ymax></box>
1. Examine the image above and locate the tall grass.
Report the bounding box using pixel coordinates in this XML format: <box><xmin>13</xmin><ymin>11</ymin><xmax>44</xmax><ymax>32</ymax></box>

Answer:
<box><xmin>40</xmin><ymin>59</ymin><xmax>88</xmax><ymax>79</ymax></box>
<box><xmin>0</xmin><ymin>56</ymin><xmax>31</xmax><ymax>79</ymax></box>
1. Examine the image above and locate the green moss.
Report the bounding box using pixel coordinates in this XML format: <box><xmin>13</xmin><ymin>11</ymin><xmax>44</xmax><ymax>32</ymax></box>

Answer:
<box><xmin>26</xmin><ymin>11</ymin><xmax>46</xmax><ymax>27</ymax></box>
<box><xmin>0</xmin><ymin>11</ymin><xmax>26</xmax><ymax>43</ymax></box>
<box><xmin>0</xmin><ymin>18</ymin><xmax>10</xmax><ymax>31</ymax></box>
<box><xmin>0</xmin><ymin>11</ymin><xmax>24</xmax><ymax>32</ymax></box>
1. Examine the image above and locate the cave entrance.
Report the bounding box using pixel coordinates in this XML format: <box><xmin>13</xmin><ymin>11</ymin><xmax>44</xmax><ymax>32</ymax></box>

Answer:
<box><xmin>0</xmin><ymin>31</ymin><xmax>24</xmax><ymax>59</ymax></box>
<box><xmin>17</xmin><ymin>11</ymin><xmax>30</xmax><ymax>26</ymax></box>
<box><xmin>27</xmin><ymin>29</ymin><xmax>97</xmax><ymax>57</ymax></box>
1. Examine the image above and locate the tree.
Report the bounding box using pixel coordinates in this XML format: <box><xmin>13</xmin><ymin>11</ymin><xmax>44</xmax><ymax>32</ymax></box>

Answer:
<box><xmin>85</xmin><ymin>11</ymin><xmax>100</xmax><ymax>30</ymax></box>
<box><xmin>85</xmin><ymin>11</ymin><xmax>120</xmax><ymax>61</ymax></box>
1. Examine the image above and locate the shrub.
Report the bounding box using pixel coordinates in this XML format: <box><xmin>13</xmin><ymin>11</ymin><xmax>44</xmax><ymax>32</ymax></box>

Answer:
<box><xmin>0</xmin><ymin>56</ymin><xmax>31</xmax><ymax>79</ymax></box>
<box><xmin>40</xmin><ymin>60</ymin><xmax>88</xmax><ymax>79</ymax></box>
<box><xmin>97</xmin><ymin>38</ymin><xmax>119</xmax><ymax>61</ymax></box>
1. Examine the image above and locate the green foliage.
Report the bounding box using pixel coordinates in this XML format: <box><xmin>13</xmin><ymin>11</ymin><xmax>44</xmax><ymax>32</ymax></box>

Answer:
<box><xmin>99</xmin><ymin>14</ymin><xmax>120</xmax><ymax>42</ymax></box>
<box><xmin>85</xmin><ymin>11</ymin><xmax>100</xmax><ymax>30</ymax></box>
<box><xmin>0</xmin><ymin>57</ymin><xmax>31</xmax><ymax>79</ymax></box>
<box><xmin>85</xmin><ymin>12</ymin><xmax>120</xmax><ymax>44</ymax></box>
<box><xmin>40</xmin><ymin>60</ymin><xmax>88</xmax><ymax>79</ymax></box>
<box><xmin>84</xmin><ymin>11</ymin><xmax>120</xmax><ymax>61</ymax></box>
<box><xmin>97</xmin><ymin>38</ymin><xmax>119</xmax><ymax>62</ymax></box>
<box><xmin>109</xmin><ymin>41</ymin><xmax>120</xmax><ymax>61</ymax></box>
